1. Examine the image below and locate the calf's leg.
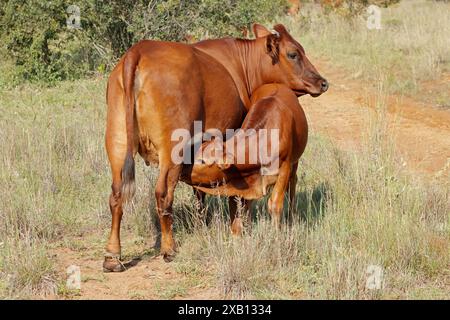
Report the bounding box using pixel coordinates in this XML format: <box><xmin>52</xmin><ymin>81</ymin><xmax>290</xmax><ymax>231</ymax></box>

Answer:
<box><xmin>268</xmin><ymin>162</ymin><xmax>291</xmax><ymax>228</ymax></box>
<box><xmin>193</xmin><ymin>188</ymin><xmax>206</xmax><ymax>214</ymax></box>
<box><xmin>229</xmin><ymin>197</ymin><xmax>253</xmax><ymax>235</ymax></box>
<box><xmin>288</xmin><ymin>161</ymin><xmax>299</xmax><ymax>214</ymax></box>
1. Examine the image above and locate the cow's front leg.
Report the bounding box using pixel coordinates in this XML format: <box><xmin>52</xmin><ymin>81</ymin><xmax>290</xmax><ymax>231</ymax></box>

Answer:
<box><xmin>155</xmin><ymin>164</ymin><xmax>182</xmax><ymax>262</ymax></box>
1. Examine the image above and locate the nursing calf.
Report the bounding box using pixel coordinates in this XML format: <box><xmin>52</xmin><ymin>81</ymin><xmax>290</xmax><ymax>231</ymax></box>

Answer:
<box><xmin>188</xmin><ymin>84</ymin><xmax>308</xmax><ymax>233</ymax></box>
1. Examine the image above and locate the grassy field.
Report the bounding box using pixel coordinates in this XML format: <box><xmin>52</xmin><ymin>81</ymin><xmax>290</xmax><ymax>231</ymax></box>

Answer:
<box><xmin>0</xmin><ymin>0</ymin><xmax>449</xmax><ymax>299</ymax></box>
<box><xmin>0</xmin><ymin>76</ymin><xmax>448</xmax><ymax>299</ymax></box>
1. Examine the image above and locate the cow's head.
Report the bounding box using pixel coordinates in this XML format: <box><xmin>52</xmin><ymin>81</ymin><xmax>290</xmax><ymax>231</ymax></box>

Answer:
<box><xmin>253</xmin><ymin>23</ymin><xmax>328</xmax><ymax>97</ymax></box>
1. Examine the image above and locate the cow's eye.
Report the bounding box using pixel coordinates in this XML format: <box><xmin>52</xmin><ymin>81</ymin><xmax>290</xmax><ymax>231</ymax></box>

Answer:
<box><xmin>287</xmin><ymin>51</ymin><xmax>298</xmax><ymax>60</ymax></box>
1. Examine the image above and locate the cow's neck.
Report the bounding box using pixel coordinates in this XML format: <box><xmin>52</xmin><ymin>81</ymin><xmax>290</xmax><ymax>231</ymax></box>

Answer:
<box><xmin>194</xmin><ymin>38</ymin><xmax>266</xmax><ymax>110</ymax></box>
<box><xmin>230</xmin><ymin>39</ymin><xmax>267</xmax><ymax>102</ymax></box>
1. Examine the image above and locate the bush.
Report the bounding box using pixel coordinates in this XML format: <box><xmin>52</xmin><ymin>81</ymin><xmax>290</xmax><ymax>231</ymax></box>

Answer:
<box><xmin>0</xmin><ymin>0</ymin><xmax>288</xmax><ymax>84</ymax></box>
<box><xmin>0</xmin><ymin>1</ymin><xmax>95</xmax><ymax>83</ymax></box>
<box><xmin>316</xmin><ymin>0</ymin><xmax>400</xmax><ymax>16</ymax></box>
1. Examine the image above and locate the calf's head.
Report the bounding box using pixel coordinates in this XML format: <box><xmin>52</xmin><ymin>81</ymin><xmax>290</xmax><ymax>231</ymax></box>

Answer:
<box><xmin>253</xmin><ymin>23</ymin><xmax>328</xmax><ymax>97</ymax></box>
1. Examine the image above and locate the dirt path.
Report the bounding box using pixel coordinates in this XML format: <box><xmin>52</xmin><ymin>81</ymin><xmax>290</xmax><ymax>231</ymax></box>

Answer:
<box><xmin>50</xmin><ymin>233</ymin><xmax>220</xmax><ymax>300</ymax></box>
<box><xmin>302</xmin><ymin>60</ymin><xmax>450</xmax><ymax>178</ymax></box>
<box><xmin>51</xmin><ymin>60</ymin><xmax>449</xmax><ymax>300</ymax></box>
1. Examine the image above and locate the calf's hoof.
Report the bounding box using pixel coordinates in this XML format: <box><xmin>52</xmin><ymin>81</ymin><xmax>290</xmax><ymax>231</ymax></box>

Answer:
<box><xmin>231</xmin><ymin>217</ymin><xmax>244</xmax><ymax>236</ymax></box>
<box><xmin>103</xmin><ymin>254</ymin><xmax>126</xmax><ymax>273</ymax></box>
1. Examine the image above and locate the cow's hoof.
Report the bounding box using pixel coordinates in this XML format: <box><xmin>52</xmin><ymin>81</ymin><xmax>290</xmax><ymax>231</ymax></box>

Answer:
<box><xmin>163</xmin><ymin>251</ymin><xmax>176</xmax><ymax>263</ymax></box>
<box><xmin>103</xmin><ymin>255</ymin><xmax>126</xmax><ymax>272</ymax></box>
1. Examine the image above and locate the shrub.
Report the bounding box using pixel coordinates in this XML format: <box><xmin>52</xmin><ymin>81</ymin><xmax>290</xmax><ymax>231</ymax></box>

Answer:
<box><xmin>316</xmin><ymin>0</ymin><xmax>401</xmax><ymax>16</ymax></box>
<box><xmin>0</xmin><ymin>0</ymin><xmax>288</xmax><ymax>84</ymax></box>
<box><xmin>0</xmin><ymin>1</ymin><xmax>95</xmax><ymax>83</ymax></box>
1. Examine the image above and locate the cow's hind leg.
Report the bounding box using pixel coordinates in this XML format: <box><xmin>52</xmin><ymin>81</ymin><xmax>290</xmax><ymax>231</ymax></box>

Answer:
<box><xmin>103</xmin><ymin>157</ymin><xmax>126</xmax><ymax>272</ymax></box>
<box><xmin>155</xmin><ymin>162</ymin><xmax>182</xmax><ymax>262</ymax></box>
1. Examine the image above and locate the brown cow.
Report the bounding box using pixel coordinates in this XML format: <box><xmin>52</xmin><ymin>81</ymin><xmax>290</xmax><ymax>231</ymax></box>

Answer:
<box><xmin>185</xmin><ymin>83</ymin><xmax>308</xmax><ymax>234</ymax></box>
<box><xmin>104</xmin><ymin>23</ymin><xmax>327</xmax><ymax>272</ymax></box>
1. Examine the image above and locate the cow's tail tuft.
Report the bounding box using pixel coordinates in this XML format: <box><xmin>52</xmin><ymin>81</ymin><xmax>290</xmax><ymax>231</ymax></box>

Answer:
<box><xmin>121</xmin><ymin>50</ymin><xmax>139</xmax><ymax>203</ymax></box>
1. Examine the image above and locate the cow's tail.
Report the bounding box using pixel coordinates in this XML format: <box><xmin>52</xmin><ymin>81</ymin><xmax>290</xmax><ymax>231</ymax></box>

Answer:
<box><xmin>121</xmin><ymin>51</ymin><xmax>139</xmax><ymax>204</ymax></box>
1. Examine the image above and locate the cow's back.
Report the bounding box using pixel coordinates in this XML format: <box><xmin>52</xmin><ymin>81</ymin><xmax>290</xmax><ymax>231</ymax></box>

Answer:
<box><xmin>107</xmin><ymin>40</ymin><xmax>245</xmax><ymax>167</ymax></box>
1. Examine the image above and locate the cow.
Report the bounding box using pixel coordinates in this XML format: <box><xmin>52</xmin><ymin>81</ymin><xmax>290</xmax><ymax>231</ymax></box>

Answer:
<box><xmin>104</xmin><ymin>23</ymin><xmax>327</xmax><ymax>272</ymax></box>
<box><xmin>185</xmin><ymin>83</ymin><xmax>308</xmax><ymax>235</ymax></box>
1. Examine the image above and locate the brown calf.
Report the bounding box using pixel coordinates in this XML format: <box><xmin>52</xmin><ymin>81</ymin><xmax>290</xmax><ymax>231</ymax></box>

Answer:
<box><xmin>186</xmin><ymin>83</ymin><xmax>308</xmax><ymax>234</ymax></box>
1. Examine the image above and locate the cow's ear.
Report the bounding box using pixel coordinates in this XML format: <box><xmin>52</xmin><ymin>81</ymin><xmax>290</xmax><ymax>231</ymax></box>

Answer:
<box><xmin>273</xmin><ymin>24</ymin><xmax>289</xmax><ymax>37</ymax></box>
<box><xmin>266</xmin><ymin>33</ymin><xmax>280</xmax><ymax>65</ymax></box>
<box><xmin>253</xmin><ymin>23</ymin><xmax>272</xmax><ymax>38</ymax></box>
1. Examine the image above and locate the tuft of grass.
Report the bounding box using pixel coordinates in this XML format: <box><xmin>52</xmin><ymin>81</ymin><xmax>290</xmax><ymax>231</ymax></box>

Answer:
<box><xmin>0</xmin><ymin>236</ymin><xmax>56</xmax><ymax>298</ymax></box>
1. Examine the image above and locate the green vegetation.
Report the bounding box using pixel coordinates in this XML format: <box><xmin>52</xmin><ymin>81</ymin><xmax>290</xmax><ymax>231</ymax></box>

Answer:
<box><xmin>0</xmin><ymin>0</ymin><xmax>288</xmax><ymax>84</ymax></box>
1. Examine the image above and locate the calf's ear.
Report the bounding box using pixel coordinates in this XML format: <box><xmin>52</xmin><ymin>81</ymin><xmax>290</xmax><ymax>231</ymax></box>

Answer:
<box><xmin>253</xmin><ymin>23</ymin><xmax>272</xmax><ymax>38</ymax></box>
<box><xmin>218</xmin><ymin>163</ymin><xmax>231</xmax><ymax>170</ymax></box>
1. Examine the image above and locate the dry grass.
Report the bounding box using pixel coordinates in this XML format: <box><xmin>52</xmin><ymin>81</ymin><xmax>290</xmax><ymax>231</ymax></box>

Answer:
<box><xmin>0</xmin><ymin>75</ymin><xmax>448</xmax><ymax>300</ymax></box>
<box><xmin>283</xmin><ymin>0</ymin><xmax>450</xmax><ymax>97</ymax></box>
<box><xmin>0</xmin><ymin>79</ymin><xmax>110</xmax><ymax>298</ymax></box>
<box><xmin>173</xmin><ymin>89</ymin><xmax>449</xmax><ymax>299</ymax></box>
